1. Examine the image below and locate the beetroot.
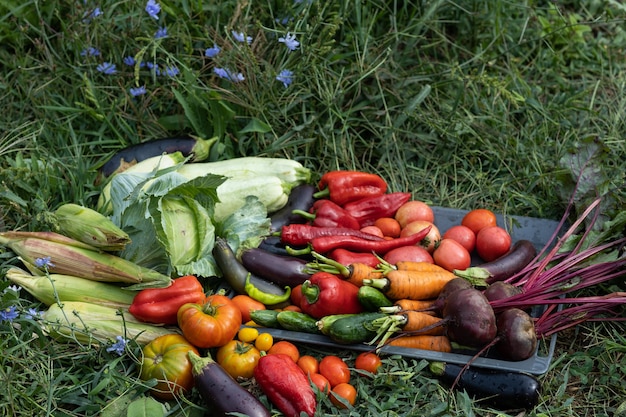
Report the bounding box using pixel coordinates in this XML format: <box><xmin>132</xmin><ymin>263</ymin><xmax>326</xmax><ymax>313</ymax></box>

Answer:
<box><xmin>483</xmin><ymin>281</ymin><xmax>522</xmax><ymax>303</ymax></box>
<box><xmin>433</xmin><ymin>277</ymin><xmax>473</xmax><ymax>313</ymax></box>
<box><xmin>495</xmin><ymin>308</ymin><xmax>537</xmax><ymax>361</ymax></box>
<box><xmin>442</xmin><ymin>287</ymin><xmax>497</xmax><ymax>348</ymax></box>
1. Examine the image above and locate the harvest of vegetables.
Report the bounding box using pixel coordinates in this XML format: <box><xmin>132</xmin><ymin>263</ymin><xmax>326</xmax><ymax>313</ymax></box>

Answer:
<box><xmin>2</xmin><ymin>148</ymin><xmax>625</xmax><ymax>415</ymax></box>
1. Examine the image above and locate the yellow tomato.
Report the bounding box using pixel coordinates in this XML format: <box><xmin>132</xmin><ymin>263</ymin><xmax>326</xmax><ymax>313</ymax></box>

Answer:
<box><xmin>254</xmin><ymin>332</ymin><xmax>274</xmax><ymax>352</ymax></box>
<box><xmin>238</xmin><ymin>327</ymin><xmax>259</xmax><ymax>343</ymax></box>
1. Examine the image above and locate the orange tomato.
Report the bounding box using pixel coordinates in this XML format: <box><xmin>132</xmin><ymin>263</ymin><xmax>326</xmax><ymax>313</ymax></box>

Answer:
<box><xmin>395</xmin><ymin>200</ymin><xmax>435</xmax><ymax>228</ymax></box>
<box><xmin>442</xmin><ymin>224</ymin><xmax>476</xmax><ymax>253</ymax></box>
<box><xmin>374</xmin><ymin>217</ymin><xmax>402</xmax><ymax>238</ymax></box>
<box><xmin>297</xmin><ymin>355</ymin><xmax>319</xmax><ymax>376</ymax></box>
<box><xmin>231</xmin><ymin>294</ymin><xmax>265</xmax><ymax>324</ymax></box>
<box><xmin>400</xmin><ymin>220</ymin><xmax>441</xmax><ymax>253</ymax></box>
<box><xmin>254</xmin><ymin>332</ymin><xmax>274</xmax><ymax>352</ymax></box>
<box><xmin>319</xmin><ymin>355</ymin><xmax>351</xmax><ymax>387</ymax></box>
<box><xmin>461</xmin><ymin>208</ymin><xmax>497</xmax><ymax>234</ymax></box>
<box><xmin>267</xmin><ymin>340</ymin><xmax>300</xmax><ymax>363</ymax></box>
<box><xmin>331</xmin><ymin>382</ymin><xmax>357</xmax><ymax>408</ymax></box>
<box><xmin>309</xmin><ymin>373</ymin><xmax>331</xmax><ymax>394</ymax></box>
<box><xmin>354</xmin><ymin>351</ymin><xmax>382</xmax><ymax>375</ymax></box>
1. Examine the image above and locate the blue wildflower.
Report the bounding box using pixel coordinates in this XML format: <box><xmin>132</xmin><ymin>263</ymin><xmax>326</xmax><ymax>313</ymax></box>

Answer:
<box><xmin>232</xmin><ymin>30</ymin><xmax>252</xmax><ymax>44</ymax></box>
<box><xmin>1</xmin><ymin>306</ymin><xmax>19</xmax><ymax>322</ymax></box>
<box><xmin>123</xmin><ymin>56</ymin><xmax>136</xmax><ymax>66</ymax></box>
<box><xmin>34</xmin><ymin>256</ymin><xmax>55</xmax><ymax>269</ymax></box>
<box><xmin>164</xmin><ymin>66</ymin><xmax>179</xmax><ymax>77</ymax></box>
<box><xmin>154</xmin><ymin>26</ymin><xmax>168</xmax><ymax>39</ymax></box>
<box><xmin>83</xmin><ymin>6</ymin><xmax>103</xmax><ymax>22</ymax></box>
<box><xmin>96</xmin><ymin>62</ymin><xmax>117</xmax><ymax>75</ymax></box>
<box><xmin>106</xmin><ymin>336</ymin><xmax>128</xmax><ymax>356</ymax></box>
<box><xmin>214</xmin><ymin>67</ymin><xmax>244</xmax><ymax>82</ymax></box>
<box><xmin>145</xmin><ymin>0</ymin><xmax>161</xmax><ymax>20</ymax></box>
<box><xmin>23</xmin><ymin>308</ymin><xmax>42</xmax><ymax>320</ymax></box>
<box><xmin>129</xmin><ymin>86</ymin><xmax>147</xmax><ymax>97</ymax></box>
<box><xmin>145</xmin><ymin>62</ymin><xmax>161</xmax><ymax>75</ymax></box>
<box><xmin>80</xmin><ymin>47</ymin><xmax>101</xmax><ymax>57</ymax></box>
<box><xmin>278</xmin><ymin>33</ymin><xmax>299</xmax><ymax>51</ymax></box>
<box><xmin>205</xmin><ymin>44</ymin><xmax>221</xmax><ymax>58</ymax></box>
<box><xmin>276</xmin><ymin>69</ymin><xmax>294</xmax><ymax>88</ymax></box>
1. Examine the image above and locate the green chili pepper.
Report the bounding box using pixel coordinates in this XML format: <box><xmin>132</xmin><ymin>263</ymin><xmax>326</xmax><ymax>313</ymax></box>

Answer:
<box><xmin>244</xmin><ymin>273</ymin><xmax>291</xmax><ymax>305</ymax></box>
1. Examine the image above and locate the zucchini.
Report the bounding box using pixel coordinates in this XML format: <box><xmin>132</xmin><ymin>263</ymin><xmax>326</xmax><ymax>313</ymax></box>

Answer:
<box><xmin>357</xmin><ymin>285</ymin><xmax>393</xmax><ymax>311</ymax></box>
<box><xmin>276</xmin><ymin>311</ymin><xmax>320</xmax><ymax>334</ymax></box>
<box><xmin>327</xmin><ymin>312</ymin><xmax>386</xmax><ymax>344</ymax></box>
<box><xmin>315</xmin><ymin>314</ymin><xmax>358</xmax><ymax>335</ymax></box>
<box><xmin>249</xmin><ymin>309</ymin><xmax>281</xmax><ymax>328</ymax></box>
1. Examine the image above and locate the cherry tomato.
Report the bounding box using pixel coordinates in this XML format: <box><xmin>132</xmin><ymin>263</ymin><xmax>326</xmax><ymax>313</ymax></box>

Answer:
<box><xmin>461</xmin><ymin>208</ymin><xmax>497</xmax><ymax>234</ymax></box>
<box><xmin>400</xmin><ymin>220</ymin><xmax>441</xmax><ymax>253</ymax></box>
<box><xmin>139</xmin><ymin>334</ymin><xmax>199</xmax><ymax>400</ymax></box>
<box><xmin>374</xmin><ymin>217</ymin><xmax>402</xmax><ymax>238</ymax></box>
<box><xmin>254</xmin><ymin>332</ymin><xmax>274</xmax><ymax>352</ymax></box>
<box><xmin>231</xmin><ymin>294</ymin><xmax>265</xmax><ymax>324</ymax></box>
<box><xmin>297</xmin><ymin>355</ymin><xmax>319</xmax><ymax>376</ymax></box>
<box><xmin>476</xmin><ymin>226</ymin><xmax>512</xmax><ymax>262</ymax></box>
<box><xmin>319</xmin><ymin>355</ymin><xmax>351</xmax><ymax>387</ymax></box>
<box><xmin>442</xmin><ymin>224</ymin><xmax>476</xmax><ymax>253</ymax></box>
<box><xmin>216</xmin><ymin>340</ymin><xmax>261</xmax><ymax>379</ymax></box>
<box><xmin>383</xmin><ymin>245</ymin><xmax>434</xmax><ymax>265</ymax></box>
<box><xmin>237</xmin><ymin>327</ymin><xmax>259</xmax><ymax>343</ymax></box>
<box><xmin>331</xmin><ymin>382</ymin><xmax>357</xmax><ymax>408</ymax></box>
<box><xmin>309</xmin><ymin>373</ymin><xmax>331</xmax><ymax>394</ymax></box>
<box><xmin>267</xmin><ymin>340</ymin><xmax>300</xmax><ymax>363</ymax></box>
<box><xmin>354</xmin><ymin>351</ymin><xmax>382</xmax><ymax>375</ymax></box>
<box><xmin>395</xmin><ymin>200</ymin><xmax>435</xmax><ymax>228</ymax></box>
<box><xmin>432</xmin><ymin>238</ymin><xmax>471</xmax><ymax>271</ymax></box>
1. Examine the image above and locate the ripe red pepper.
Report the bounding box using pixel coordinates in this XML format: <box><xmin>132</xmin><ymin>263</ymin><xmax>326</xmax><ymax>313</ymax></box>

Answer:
<box><xmin>299</xmin><ymin>272</ymin><xmax>364</xmax><ymax>319</ymax></box>
<box><xmin>315</xmin><ymin>170</ymin><xmax>387</xmax><ymax>206</ymax></box>
<box><xmin>329</xmin><ymin>248</ymin><xmax>381</xmax><ymax>268</ymax></box>
<box><xmin>128</xmin><ymin>275</ymin><xmax>205</xmax><ymax>324</ymax></box>
<box><xmin>280</xmin><ymin>223</ymin><xmax>384</xmax><ymax>246</ymax></box>
<box><xmin>254</xmin><ymin>353</ymin><xmax>317</xmax><ymax>417</ymax></box>
<box><xmin>343</xmin><ymin>192</ymin><xmax>412</xmax><ymax>227</ymax></box>
<box><xmin>293</xmin><ymin>199</ymin><xmax>360</xmax><ymax>229</ymax></box>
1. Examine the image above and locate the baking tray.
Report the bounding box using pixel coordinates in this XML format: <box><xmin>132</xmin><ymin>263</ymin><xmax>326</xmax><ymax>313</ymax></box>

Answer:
<box><xmin>250</xmin><ymin>207</ymin><xmax>564</xmax><ymax>375</ymax></box>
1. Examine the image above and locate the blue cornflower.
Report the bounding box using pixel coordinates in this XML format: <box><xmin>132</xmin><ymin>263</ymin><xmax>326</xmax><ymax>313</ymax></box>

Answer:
<box><xmin>83</xmin><ymin>6</ymin><xmax>103</xmax><ymax>22</ymax></box>
<box><xmin>34</xmin><ymin>256</ymin><xmax>55</xmax><ymax>269</ymax></box>
<box><xmin>276</xmin><ymin>69</ymin><xmax>294</xmax><ymax>88</ymax></box>
<box><xmin>231</xmin><ymin>30</ymin><xmax>252</xmax><ymax>44</ymax></box>
<box><xmin>154</xmin><ymin>26</ymin><xmax>168</xmax><ymax>39</ymax></box>
<box><xmin>123</xmin><ymin>56</ymin><xmax>136</xmax><ymax>66</ymax></box>
<box><xmin>1</xmin><ymin>306</ymin><xmax>19</xmax><ymax>322</ymax></box>
<box><xmin>214</xmin><ymin>67</ymin><xmax>244</xmax><ymax>82</ymax></box>
<box><xmin>145</xmin><ymin>62</ymin><xmax>161</xmax><ymax>75</ymax></box>
<box><xmin>129</xmin><ymin>86</ymin><xmax>147</xmax><ymax>97</ymax></box>
<box><xmin>278</xmin><ymin>33</ymin><xmax>299</xmax><ymax>51</ymax></box>
<box><xmin>205</xmin><ymin>44</ymin><xmax>221</xmax><ymax>58</ymax></box>
<box><xmin>145</xmin><ymin>0</ymin><xmax>161</xmax><ymax>20</ymax></box>
<box><xmin>80</xmin><ymin>47</ymin><xmax>101</xmax><ymax>57</ymax></box>
<box><xmin>164</xmin><ymin>66</ymin><xmax>179</xmax><ymax>77</ymax></box>
<box><xmin>96</xmin><ymin>62</ymin><xmax>117</xmax><ymax>75</ymax></box>
<box><xmin>106</xmin><ymin>336</ymin><xmax>128</xmax><ymax>356</ymax></box>
<box><xmin>23</xmin><ymin>308</ymin><xmax>42</xmax><ymax>320</ymax></box>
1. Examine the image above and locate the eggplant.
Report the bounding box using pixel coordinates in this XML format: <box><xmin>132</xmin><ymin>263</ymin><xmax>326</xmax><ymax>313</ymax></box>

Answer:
<box><xmin>187</xmin><ymin>351</ymin><xmax>270</xmax><ymax>417</ymax></box>
<box><xmin>240</xmin><ymin>247</ymin><xmax>312</xmax><ymax>287</ymax></box>
<box><xmin>269</xmin><ymin>183</ymin><xmax>317</xmax><ymax>232</ymax></box>
<box><xmin>430</xmin><ymin>362</ymin><xmax>541</xmax><ymax>410</ymax></box>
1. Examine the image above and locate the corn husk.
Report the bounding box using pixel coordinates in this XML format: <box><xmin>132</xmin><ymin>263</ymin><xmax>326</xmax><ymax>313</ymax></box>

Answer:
<box><xmin>5</xmin><ymin>267</ymin><xmax>136</xmax><ymax>309</ymax></box>
<box><xmin>0</xmin><ymin>231</ymin><xmax>172</xmax><ymax>289</ymax></box>
<box><xmin>42</xmin><ymin>301</ymin><xmax>178</xmax><ymax>346</ymax></box>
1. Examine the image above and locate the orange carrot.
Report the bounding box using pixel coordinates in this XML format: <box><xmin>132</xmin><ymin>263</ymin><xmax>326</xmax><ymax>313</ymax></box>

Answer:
<box><xmin>387</xmin><ymin>335</ymin><xmax>452</xmax><ymax>352</ymax></box>
<box><xmin>394</xmin><ymin>299</ymin><xmax>437</xmax><ymax>312</ymax></box>
<box><xmin>395</xmin><ymin>261</ymin><xmax>449</xmax><ymax>273</ymax></box>
<box><xmin>345</xmin><ymin>263</ymin><xmax>384</xmax><ymax>287</ymax></box>
<box><xmin>397</xmin><ymin>311</ymin><xmax>444</xmax><ymax>335</ymax></box>
<box><xmin>363</xmin><ymin>269</ymin><xmax>456</xmax><ymax>300</ymax></box>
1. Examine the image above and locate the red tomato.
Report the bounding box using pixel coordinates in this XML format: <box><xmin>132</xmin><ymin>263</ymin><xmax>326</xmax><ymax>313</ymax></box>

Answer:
<box><xmin>383</xmin><ymin>245</ymin><xmax>434</xmax><ymax>265</ymax></box>
<box><xmin>310</xmin><ymin>373</ymin><xmax>331</xmax><ymax>393</ymax></box>
<box><xmin>476</xmin><ymin>226</ymin><xmax>512</xmax><ymax>262</ymax></box>
<box><xmin>442</xmin><ymin>224</ymin><xmax>476</xmax><ymax>253</ymax></box>
<box><xmin>290</xmin><ymin>284</ymin><xmax>303</xmax><ymax>307</ymax></box>
<box><xmin>400</xmin><ymin>220</ymin><xmax>441</xmax><ymax>253</ymax></box>
<box><xmin>432</xmin><ymin>238</ymin><xmax>471</xmax><ymax>271</ymax></box>
<box><xmin>461</xmin><ymin>208</ymin><xmax>497</xmax><ymax>234</ymax></box>
<box><xmin>354</xmin><ymin>352</ymin><xmax>382</xmax><ymax>375</ymax></box>
<box><xmin>331</xmin><ymin>383</ymin><xmax>357</xmax><ymax>408</ymax></box>
<box><xmin>231</xmin><ymin>294</ymin><xmax>265</xmax><ymax>324</ymax></box>
<box><xmin>177</xmin><ymin>294</ymin><xmax>242</xmax><ymax>349</ymax></box>
<box><xmin>319</xmin><ymin>355</ymin><xmax>351</xmax><ymax>387</ymax></box>
<box><xmin>360</xmin><ymin>225</ymin><xmax>384</xmax><ymax>238</ymax></box>
<box><xmin>395</xmin><ymin>201</ymin><xmax>435</xmax><ymax>228</ymax></box>
<box><xmin>373</xmin><ymin>217</ymin><xmax>402</xmax><ymax>238</ymax></box>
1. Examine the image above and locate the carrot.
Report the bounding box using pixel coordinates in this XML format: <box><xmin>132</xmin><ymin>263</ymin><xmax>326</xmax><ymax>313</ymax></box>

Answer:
<box><xmin>395</xmin><ymin>261</ymin><xmax>449</xmax><ymax>273</ymax></box>
<box><xmin>363</xmin><ymin>269</ymin><xmax>456</xmax><ymax>301</ymax></box>
<box><xmin>309</xmin><ymin>252</ymin><xmax>383</xmax><ymax>287</ymax></box>
<box><xmin>394</xmin><ymin>299</ymin><xmax>437</xmax><ymax>312</ymax></box>
<box><xmin>345</xmin><ymin>263</ymin><xmax>384</xmax><ymax>287</ymax></box>
<box><xmin>397</xmin><ymin>311</ymin><xmax>444</xmax><ymax>335</ymax></box>
<box><xmin>387</xmin><ymin>335</ymin><xmax>452</xmax><ymax>353</ymax></box>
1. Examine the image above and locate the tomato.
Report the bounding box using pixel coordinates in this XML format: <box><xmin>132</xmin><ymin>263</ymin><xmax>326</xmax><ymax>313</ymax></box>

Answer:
<box><xmin>476</xmin><ymin>226</ymin><xmax>512</xmax><ymax>262</ymax></box>
<box><xmin>432</xmin><ymin>238</ymin><xmax>471</xmax><ymax>271</ymax></box>
<box><xmin>177</xmin><ymin>294</ymin><xmax>242</xmax><ymax>349</ymax></box>
<box><xmin>461</xmin><ymin>208</ymin><xmax>497</xmax><ymax>234</ymax></box>
<box><xmin>139</xmin><ymin>334</ymin><xmax>199</xmax><ymax>400</ymax></box>
<box><xmin>383</xmin><ymin>245</ymin><xmax>434</xmax><ymax>265</ymax></box>
<box><xmin>319</xmin><ymin>355</ymin><xmax>351</xmax><ymax>387</ymax></box>
<box><xmin>216</xmin><ymin>340</ymin><xmax>261</xmax><ymax>379</ymax></box>
<box><xmin>255</xmin><ymin>332</ymin><xmax>274</xmax><ymax>352</ymax></box>
<box><xmin>400</xmin><ymin>220</ymin><xmax>441</xmax><ymax>253</ymax></box>
<box><xmin>374</xmin><ymin>217</ymin><xmax>402</xmax><ymax>238</ymax></box>
<box><xmin>331</xmin><ymin>382</ymin><xmax>357</xmax><ymax>408</ymax></box>
<box><xmin>354</xmin><ymin>352</ymin><xmax>382</xmax><ymax>375</ymax></box>
<box><xmin>267</xmin><ymin>340</ymin><xmax>300</xmax><ymax>362</ymax></box>
<box><xmin>395</xmin><ymin>200</ymin><xmax>435</xmax><ymax>228</ymax></box>
<box><xmin>297</xmin><ymin>355</ymin><xmax>319</xmax><ymax>376</ymax></box>
<box><xmin>360</xmin><ymin>225</ymin><xmax>384</xmax><ymax>238</ymax></box>
<box><xmin>310</xmin><ymin>373</ymin><xmax>331</xmax><ymax>394</ymax></box>
<box><xmin>231</xmin><ymin>294</ymin><xmax>265</xmax><ymax>323</ymax></box>
<box><xmin>282</xmin><ymin>304</ymin><xmax>302</xmax><ymax>312</ymax></box>
<box><xmin>442</xmin><ymin>224</ymin><xmax>476</xmax><ymax>253</ymax></box>
<box><xmin>290</xmin><ymin>284</ymin><xmax>303</xmax><ymax>308</ymax></box>
<box><xmin>238</xmin><ymin>327</ymin><xmax>259</xmax><ymax>343</ymax></box>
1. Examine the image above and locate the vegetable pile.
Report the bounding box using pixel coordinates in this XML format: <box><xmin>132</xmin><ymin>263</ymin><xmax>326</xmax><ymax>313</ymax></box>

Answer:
<box><xmin>2</xmin><ymin>147</ymin><xmax>625</xmax><ymax>415</ymax></box>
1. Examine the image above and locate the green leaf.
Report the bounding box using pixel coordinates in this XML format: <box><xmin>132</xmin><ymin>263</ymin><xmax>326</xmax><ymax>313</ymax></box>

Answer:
<box><xmin>216</xmin><ymin>196</ymin><xmax>271</xmax><ymax>257</ymax></box>
<box><xmin>126</xmin><ymin>396</ymin><xmax>167</xmax><ymax>417</ymax></box>
<box><xmin>239</xmin><ymin>118</ymin><xmax>272</xmax><ymax>134</ymax></box>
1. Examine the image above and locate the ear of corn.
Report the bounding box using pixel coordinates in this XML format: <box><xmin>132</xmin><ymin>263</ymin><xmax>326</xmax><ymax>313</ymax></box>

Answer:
<box><xmin>42</xmin><ymin>301</ymin><xmax>178</xmax><ymax>346</ymax></box>
<box><xmin>0</xmin><ymin>231</ymin><xmax>172</xmax><ymax>289</ymax></box>
<box><xmin>5</xmin><ymin>267</ymin><xmax>136</xmax><ymax>309</ymax></box>
<box><xmin>52</xmin><ymin>203</ymin><xmax>131</xmax><ymax>251</ymax></box>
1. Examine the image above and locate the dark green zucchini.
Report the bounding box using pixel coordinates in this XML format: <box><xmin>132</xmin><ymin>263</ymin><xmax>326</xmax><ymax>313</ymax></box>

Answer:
<box><xmin>327</xmin><ymin>312</ymin><xmax>386</xmax><ymax>344</ymax></box>
<box><xmin>276</xmin><ymin>310</ymin><xmax>320</xmax><ymax>334</ymax></box>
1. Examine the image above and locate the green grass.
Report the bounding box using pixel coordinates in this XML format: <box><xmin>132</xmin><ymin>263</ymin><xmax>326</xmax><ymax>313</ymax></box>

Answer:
<box><xmin>1</xmin><ymin>0</ymin><xmax>626</xmax><ymax>416</ymax></box>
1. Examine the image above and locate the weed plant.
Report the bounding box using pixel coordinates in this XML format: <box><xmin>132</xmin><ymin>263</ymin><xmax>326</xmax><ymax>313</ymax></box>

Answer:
<box><xmin>1</xmin><ymin>0</ymin><xmax>625</xmax><ymax>416</ymax></box>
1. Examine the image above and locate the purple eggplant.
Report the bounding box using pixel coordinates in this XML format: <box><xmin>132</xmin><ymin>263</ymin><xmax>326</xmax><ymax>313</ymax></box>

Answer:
<box><xmin>269</xmin><ymin>184</ymin><xmax>317</xmax><ymax>232</ymax></box>
<box><xmin>241</xmin><ymin>247</ymin><xmax>312</xmax><ymax>287</ymax></box>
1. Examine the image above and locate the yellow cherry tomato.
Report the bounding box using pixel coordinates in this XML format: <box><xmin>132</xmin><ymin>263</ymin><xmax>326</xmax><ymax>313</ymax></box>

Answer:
<box><xmin>238</xmin><ymin>327</ymin><xmax>259</xmax><ymax>343</ymax></box>
<box><xmin>254</xmin><ymin>332</ymin><xmax>274</xmax><ymax>352</ymax></box>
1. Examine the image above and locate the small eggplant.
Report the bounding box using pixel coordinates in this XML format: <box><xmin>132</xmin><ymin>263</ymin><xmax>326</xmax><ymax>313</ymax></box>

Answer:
<box><xmin>269</xmin><ymin>183</ymin><xmax>317</xmax><ymax>232</ymax></box>
<box><xmin>430</xmin><ymin>362</ymin><xmax>541</xmax><ymax>410</ymax></box>
<box><xmin>188</xmin><ymin>351</ymin><xmax>270</xmax><ymax>417</ymax></box>
<box><xmin>241</xmin><ymin>247</ymin><xmax>312</xmax><ymax>287</ymax></box>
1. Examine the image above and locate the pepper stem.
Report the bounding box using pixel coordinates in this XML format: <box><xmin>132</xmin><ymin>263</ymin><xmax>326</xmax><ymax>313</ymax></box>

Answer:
<box><xmin>291</xmin><ymin>209</ymin><xmax>315</xmax><ymax>221</ymax></box>
<box><xmin>312</xmin><ymin>187</ymin><xmax>330</xmax><ymax>199</ymax></box>
<box><xmin>300</xmin><ymin>280</ymin><xmax>320</xmax><ymax>304</ymax></box>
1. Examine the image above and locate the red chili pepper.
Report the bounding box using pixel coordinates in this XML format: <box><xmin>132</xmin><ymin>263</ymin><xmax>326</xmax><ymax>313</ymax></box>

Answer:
<box><xmin>329</xmin><ymin>248</ymin><xmax>381</xmax><ymax>268</ymax></box>
<box><xmin>254</xmin><ymin>353</ymin><xmax>317</xmax><ymax>417</ymax></box>
<box><xmin>343</xmin><ymin>192</ymin><xmax>412</xmax><ymax>227</ymax></box>
<box><xmin>310</xmin><ymin>225</ymin><xmax>432</xmax><ymax>255</ymax></box>
<box><xmin>293</xmin><ymin>199</ymin><xmax>360</xmax><ymax>229</ymax></box>
<box><xmin>315</xmin><ymin>170</ymin><xmax>387</xmax><ymax>206</ymax></box>
<box><xmin>280</xmin><ymin>224</ymin><xmax>384</xmax><ymax>246</ymax></box>
<box><xmin>128</xmin><ymin>275</ymin><xmax>206</xmax><ymax>325</ymax></box>
<box><xmin>299</xmin><ymin>272</ymin><xmax>364</xmax><ymax>319</ymax></box>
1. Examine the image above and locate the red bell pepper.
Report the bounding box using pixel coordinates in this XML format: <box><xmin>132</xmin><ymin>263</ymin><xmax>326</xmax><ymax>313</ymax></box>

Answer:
<box><xmin>128</xmin><ymin>275</ymin><xmax>205</xmax><ymax>324</ymax></box>
<box><xmin>293</xmin><ymin>199</ymin><xmax>360</xmax><ymax>229</ymax></box>
<box><xmin>315</xmin><ymin>170</ymin><xmax>387</xmax><ymax>206</ymax></box>
<box><xmin>299</xmin><ymin>272</ymin><xmax>364</xmax><ymax>319</ymax></box>
<box><xmin>343</xmin><ymin>192</ymin><xmax>411</xmax><ymax>227</ymax></box>
<box><xmin>280</xmin><ymin>224</ymin><xmax>384</xmax><ymax>247</ymax></box>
